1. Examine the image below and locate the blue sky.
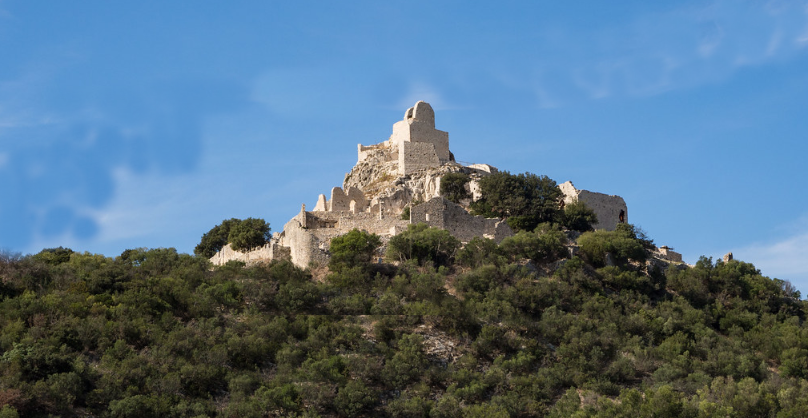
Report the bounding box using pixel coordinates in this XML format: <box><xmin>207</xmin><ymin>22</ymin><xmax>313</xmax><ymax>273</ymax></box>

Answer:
<box><xmin>2</xmin><ymin>1</ymin><xmax>808</xmax><ymax>293</ymax></box>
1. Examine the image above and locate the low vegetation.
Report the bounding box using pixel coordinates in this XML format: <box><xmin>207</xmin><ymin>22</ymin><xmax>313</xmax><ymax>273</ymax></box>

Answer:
<box><xmin>1</xmin><ymin>219</ymin><xmax>806</xmax><ymax>417</ymax></box>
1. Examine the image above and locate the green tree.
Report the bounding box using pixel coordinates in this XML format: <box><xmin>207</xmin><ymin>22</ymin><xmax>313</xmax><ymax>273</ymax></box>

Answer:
<box><xmin>228</xmin><ymin>218</ymin><xmax>271</xmax><ymax>252</ymax></box>
<box><xmin>562</xmin><ymin>200</ymin><xmax>598</xmax><ymax>232</ymax></box>
<box><xmin>470</xmin><ymin>171</ymin><xmax>562</xmax><ymax>232</ymax></box>
<box><xmin>577</xmin><ymin>223</ymin><xmax>651</xmax><ymax>267</ymax></box>
<box><xmin>194</xmin><ymin>218</ymin><xmax>271</xmax><ymax>257</ymax></box>
<box><xmin>499</xmin><ymin>223</ymin><xmax>568</xmax><ymax>264</ymax></box>
<box><xmin>328</xmin><ymin>229</ymin><xmax>382</xmax><ymax>272</ymax></box>
<box><xmin>386</xmin><ymin>223</ymin><xmax>460</xmax><ymax>267</ymax></box>
<box><xmin>440</xmin><ymin>172</ymin><xmax>471</xmax><ymax>204</ymax></box>
<box><xmin>194</xmin><ymin>218</ymin><xmax>239</xmax><ymax>258</ymax></box>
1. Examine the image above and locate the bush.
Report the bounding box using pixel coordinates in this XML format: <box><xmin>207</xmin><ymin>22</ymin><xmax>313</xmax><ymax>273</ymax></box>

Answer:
<box><xmin>456</xmin><ymin>237</ymin><xmax>503</xmax><ymax>268</ymax></box>
<box><xmin>470</xmin><ymin>171</ymin><xmax>562</xmax><ymax>232</ymax></box>
<box><xmin>562</xmin><ymin>200</ymin><xmax>598</xmax><ymax>232</ymax></box>
<box><xmin>228</xmin><ymin>218</ymin><xmax>271</xmax><ymax>252</ymax></box>
<box><xmin>440</xmin><ymin>172</ymin><xmax>470</xmax><ymax>204</ymax></box>
<box><xmin>386</xmin><ymin>223</ymin><xmax>460</xmax><ymax>267</ymax></box>
<box><xmin>328</xmin><ymin>229</ymin><xmax>381</xmax><ymax>272</ymax></box>
<box><xmin>499</xmin><ymin>223</ymin><xmax>567</xmax><ymax>264</ymax></box>
<box><xmin>577</xmin><ymin>223</ymin><xmax>649</xmax><ymax>267</ymax></box>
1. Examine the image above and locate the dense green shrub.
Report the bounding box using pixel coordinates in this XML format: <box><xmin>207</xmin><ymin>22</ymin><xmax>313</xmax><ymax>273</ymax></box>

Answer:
<box><xmin>386</xmin><ymin>223</ymin><xmax>460</xmax><ymax>267</ymax></box>
<box><xmin>562</xmin><ymin>200</ymin><xmax>598</xmax><ymax>232</ymax></box>
<box><xmin>456</xmin><ymin>237</ymin><xmax>503</xmax><ymax>268</ymax></box>
<box><xmin>577</xmin><ymin>223</ymin><xmax>649</xmax><ymax>267</ymax></box>
<box><xmin>470</xmin><ymin>171</ymin><xmax>562</xmax><ymax>232</ymax></box>
<box><xmin>328</xmin><ymin>229</ymin><xmax>381</xmax><ymax>273</ymax></box>
<box><xmin>499</xmin><ymin>223</ymin><xmax>568</xmax><ymax>264</ymax></box>
<box><xmin>1</xmin><ymin>219</ymin><xmax>807</xmax><ymax>416</ymax></box>
<box><xmin>440</xmin><ymin>172</ymin><xmax>470</xmax><ymax>203</ymax></box>
<box><xmin>194</xmin><ymin>218</ymin><xmax>271</xmax><ymax>257</ymax></box>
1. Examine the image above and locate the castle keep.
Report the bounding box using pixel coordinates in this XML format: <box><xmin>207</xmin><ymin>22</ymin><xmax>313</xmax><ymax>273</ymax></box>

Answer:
<box><xmin>210</xmin><ymin>101</ymin><xmax>633</xmax><ymax>268</ymax></box>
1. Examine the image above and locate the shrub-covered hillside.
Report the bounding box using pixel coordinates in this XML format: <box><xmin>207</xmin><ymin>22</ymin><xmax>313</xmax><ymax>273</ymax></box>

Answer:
<box><xmin>0</xmin><ymin>222</ymin><xmax>806</xmax><ymax>417</ymax></box>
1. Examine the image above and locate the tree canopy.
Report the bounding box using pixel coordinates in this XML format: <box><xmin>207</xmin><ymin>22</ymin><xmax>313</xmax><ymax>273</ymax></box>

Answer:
<box><xmin>440</xmin><ymin>172</ymin><xmax>471</xmax><ymax>204</ymax></box>
<box><xmin>1</xmin><ymin>223</ymin><xmax>807</xmax><ymax>417</ymax></box>
<box><xmin>470</xmin><ymin>171</ymin><xmax>563</xmax><ymax>232</ymax></box>
<box><xmin>194</xmin><ymin>218</ymin><xmax>271</xmax><ymax>258</ymax></box>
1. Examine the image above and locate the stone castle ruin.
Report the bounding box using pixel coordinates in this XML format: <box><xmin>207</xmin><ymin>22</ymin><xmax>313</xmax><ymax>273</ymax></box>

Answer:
<box><xmin>211</xmin><ymin>101</ymin><xmax>640</xmax><ymax>268</ymax></box>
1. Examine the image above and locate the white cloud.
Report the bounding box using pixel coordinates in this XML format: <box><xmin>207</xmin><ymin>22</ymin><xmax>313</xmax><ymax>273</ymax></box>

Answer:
<box><xmin>733</xmin><ymin>217</ymin><xmax>808</xmax><ymax>291</ymax></box>
<box><xmin>543</xmin><ymin>0</ymin><xmax>808</xmax><ymax>106</ymax></box>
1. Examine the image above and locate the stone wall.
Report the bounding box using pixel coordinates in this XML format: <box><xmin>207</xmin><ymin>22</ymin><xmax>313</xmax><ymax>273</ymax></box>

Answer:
<box><xmin>327</xmin><ymin>187</ymin><xmax>368</xmax><ymax>212</ymax></box>
<box><xmin>656</xmin><ymin>246</ymin><xmax>683</xmax><ymax>263</ymax></box>
<box><xmin>399</xmin><ymin>141</ymin><xmax>441</xmax><ymax>175</ymax></box>
<box><xmin>388</xmin><ymin>101</ymin><xmax>450</xmax><ymax>175</ymax></box>
<box><xmin>209</xmin><ymin>241</ymin><xmax>290</xmax><ymax>266</ymax></box>
<box><xmin>411</xmin><ymin>197</ymin><xmax>513</xmax><ymax>243</ymax></box>
<box><xmin>357</xmin><ymin>143</ymin><xmax>393</xmax><ymax>163</ymax></box>
<box><xmin>560</xmin><ymin>181</ymin><xmax>627</xmax><ymax>231</ymax></box>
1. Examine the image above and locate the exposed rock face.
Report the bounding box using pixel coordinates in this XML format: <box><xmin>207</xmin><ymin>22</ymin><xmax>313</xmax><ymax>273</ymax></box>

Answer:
<box><xmin>210</xmin><ymin>100</ymin><xmax>631</xmax><ymax>269</ymax></box>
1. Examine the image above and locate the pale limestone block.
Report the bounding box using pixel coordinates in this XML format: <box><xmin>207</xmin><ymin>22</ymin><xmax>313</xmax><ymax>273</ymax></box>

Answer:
<box><xmin>314</xmin><ymin>194</ymin><xmax>328</xmax><ymax>212</ymax></box>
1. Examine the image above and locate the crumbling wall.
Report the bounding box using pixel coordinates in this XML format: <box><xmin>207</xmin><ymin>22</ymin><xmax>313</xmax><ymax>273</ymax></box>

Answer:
<box><xmin>209</xmin><ymin>240</ymin><xmax>290</xmax><ymax>266</ymax></box>
<box><xmin>326</xmin><ymin>187</ymin><xmax>368</xmax><ymax>212</ymax></box>
<box><xmin>411</xmin><ymin>197</ymin><xmax>513</xmax><ymax>243</ymax></box>
<box><xmin>329</xmin><ymin>187</ymin><xmax>351</xmax><ymax>211</ymax></box>
<box><xmin>656</xmin><ymin>246</ymin><xmax>683</xmax><ymax>263</ymax></box>
<box><xmin>560</xmin><ymin>181</ymin><xmax>627</xmax><ymax>231</ymax></box>
<box><xmin>313</xmin><ymin>194</ymin><xmax>328</xmax><ymax>212</ymax></box>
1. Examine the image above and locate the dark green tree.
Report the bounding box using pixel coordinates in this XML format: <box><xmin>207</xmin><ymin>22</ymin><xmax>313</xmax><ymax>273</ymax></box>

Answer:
<box><xmin>562</xmin><ymin>200</ymin><xmax>598</xmax><ymax>232</ymax></box>
<box><xmin>440</xmin><ymin>172</ymin><xmax>471</xmax><ymax>204</ymax></box>
<box><xmin>194</xmin><ymin>218</ymin><xmax>271</xmax><ymax>257</ymax></box>
<box><xmin>194</xmin><ymin>218</ymin><xmax>239</xmax><ymax>258</ymax></box>
<box><xmin>328</xmin><ymin>229</ymin><xmax>382</xmax><ymax>272</ymax></box>
<box><xmin>228</xmin><ymin>218</ymin><xmax>271</xmax><ymax>252</ymax></box>
<box><xmin>577</xmin><ymin>223</ymin><xmax>649</xmax><ymax>267</ymax></box>
<box><xmin>386</xmin><ymin>223</ymin><xmax>460</xmax><ymax>267</ymax></box>
<box><xmin>470</xmin><ymin>171</ymin><xmax>562</xmax><ymax>232</ymax></box>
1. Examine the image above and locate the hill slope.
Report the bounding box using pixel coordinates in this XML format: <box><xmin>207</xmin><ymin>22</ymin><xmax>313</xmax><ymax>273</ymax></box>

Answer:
<box><xmin>0</xmin><ymin>225</ymin><xmax>805</xmax><ymax>417</ymax></box>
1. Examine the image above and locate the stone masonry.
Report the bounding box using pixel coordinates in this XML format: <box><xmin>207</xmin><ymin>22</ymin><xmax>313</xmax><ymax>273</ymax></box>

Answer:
<box><xmin>210</xmin><ymin>101</ymin><xmax>635</xmax><ymax>269</ymax></box>
<box><xmin>559</xmin><ymin>181</ymin><xmax>628</xmax><ymax>231</ymax></box>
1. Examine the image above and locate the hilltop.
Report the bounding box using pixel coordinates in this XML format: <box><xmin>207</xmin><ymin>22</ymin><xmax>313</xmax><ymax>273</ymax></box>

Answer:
<box><xmin>208</xmin><ymin>101</ymin><xmax>641</xmax><ymax>270</ymax></box>
<box><xmin>0</xmin><ymin>102</ymin><xmax>805</xmax><ymax>417</ymax></box>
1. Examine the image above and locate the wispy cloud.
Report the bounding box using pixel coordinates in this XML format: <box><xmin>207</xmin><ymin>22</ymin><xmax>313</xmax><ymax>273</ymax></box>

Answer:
<box><xmin>734</xmin><ymin>215</ymin><xmax>808</xmax><ymax>289</ymax></box>
<box><xmin>536</xmin><ymin>0</ymin><xmax>808</xmax><ymax>107</ymax></box>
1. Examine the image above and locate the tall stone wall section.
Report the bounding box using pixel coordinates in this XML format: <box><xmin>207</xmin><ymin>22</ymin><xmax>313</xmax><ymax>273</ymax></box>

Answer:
<box><xmin>560</xmin><ymin>181</ymin><xmax>627</xmax><ymax>231</ymax></box>
<box><xmin>399</xmin><ymin>142</ymin><xmax>441</xmax><ymax>175</ymax></box>
<box><xmin>411</xmin><ymin>197</ymin><xmax>513</xmax><ymax>243</ymax></box>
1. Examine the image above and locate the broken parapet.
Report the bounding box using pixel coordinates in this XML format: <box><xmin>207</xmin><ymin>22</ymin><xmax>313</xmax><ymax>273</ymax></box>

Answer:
<box><xmin>559</xmin><ymin>181</ymin><xmax>627</xmax><ymax>231</ymax></box>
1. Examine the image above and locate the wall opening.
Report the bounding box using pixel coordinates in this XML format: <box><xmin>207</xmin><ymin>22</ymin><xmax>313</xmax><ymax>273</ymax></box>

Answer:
<box><xmin>619</xmin><ymin>210</ymin><xmax>625</xmax><ymax>223</ymax></box>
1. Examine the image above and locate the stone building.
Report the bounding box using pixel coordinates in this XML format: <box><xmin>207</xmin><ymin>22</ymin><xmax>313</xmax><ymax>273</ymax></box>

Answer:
<box><xmin>210</xmin><ymin>101</ymin><xmax>634</xmax><ymax>269</ymax></box>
